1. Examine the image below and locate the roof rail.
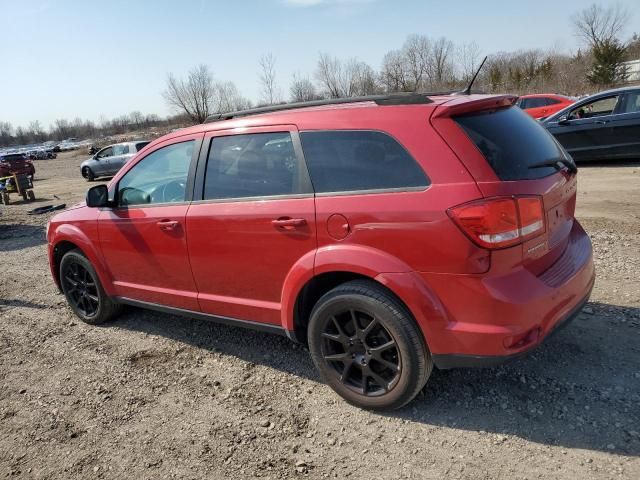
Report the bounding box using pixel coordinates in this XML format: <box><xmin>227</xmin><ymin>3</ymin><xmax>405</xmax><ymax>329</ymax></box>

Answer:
<box><xmin>204</xmin><ymin>93</ymin><xmax>435</xmax><ymax>123</ymax></box>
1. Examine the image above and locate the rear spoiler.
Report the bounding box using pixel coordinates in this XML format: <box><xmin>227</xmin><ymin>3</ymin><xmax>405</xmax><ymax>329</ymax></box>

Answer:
<box><xmin>432</xmin><ymin>95</ymin><xmax>517</xmax><ymax>118</ymax></box>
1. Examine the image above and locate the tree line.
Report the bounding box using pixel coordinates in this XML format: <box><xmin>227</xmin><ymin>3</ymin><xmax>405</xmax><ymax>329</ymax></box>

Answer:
<box><xmin>2</xmin><ymin>3</ymin><xmax>639</xmax><ymax>146</ymax></box>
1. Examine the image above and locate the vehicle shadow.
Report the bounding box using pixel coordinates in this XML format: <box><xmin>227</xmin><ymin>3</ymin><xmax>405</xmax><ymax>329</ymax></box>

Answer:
<box><xmin>112</xmin><ymin>300</ymin><xmax>639</xmax><ymax>456</ymax></box>
<box><xmin>0</xmin><ymin>224</ymin><xmax>46</xmax><ymax>251</ymax></box>
<box><xmin>0</xmin><ymin>298</ymin><xmax>48</xmax><ymax>310</ymax></box>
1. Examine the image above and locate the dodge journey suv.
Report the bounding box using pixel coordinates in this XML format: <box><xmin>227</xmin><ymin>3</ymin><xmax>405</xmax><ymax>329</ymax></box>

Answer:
<box><xmin>47</xmin><ymin>93</ymin><xmax>595</xmax><ymax>410</ymax></box>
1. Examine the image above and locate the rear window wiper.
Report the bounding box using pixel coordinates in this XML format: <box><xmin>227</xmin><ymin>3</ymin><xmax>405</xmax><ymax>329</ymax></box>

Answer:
<box><xmin>528</xmin><ymin>157</ymin><xmax>577</xmax><ymax>174</ymax></box>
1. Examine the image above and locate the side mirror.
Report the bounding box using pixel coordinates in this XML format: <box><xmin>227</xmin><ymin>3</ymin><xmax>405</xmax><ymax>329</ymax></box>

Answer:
<box><xmin>558</xmin><ymin>116</ymin><xmax>570</xmax><ymax>126</ymax></box>
<box><xmin>86</xmin><ymin>184</ymin><xmax>110</xmax><ymax>208</ymax></box>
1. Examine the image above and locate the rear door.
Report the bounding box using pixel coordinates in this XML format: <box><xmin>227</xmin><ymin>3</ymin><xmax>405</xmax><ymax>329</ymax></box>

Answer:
<box><xmin>607</xmin><ymin>90</ymin><xmax>640</xmax><ymax>159</ymax></box>
<box><xmin>186</xmin><ymin>126</ymin><xmax>316</xmax><ymax>325</ymax></box>
<box><xmin>107</xmin><ymin>143</ymin><xmax>132</xmax><ymax>174</ymax></box>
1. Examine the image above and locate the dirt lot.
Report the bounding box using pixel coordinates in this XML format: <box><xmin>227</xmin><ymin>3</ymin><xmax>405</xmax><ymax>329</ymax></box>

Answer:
<box><xmin>1</xmin><ymin>151</ymin><xmax>639</xmax><ymax>479</ymax></box>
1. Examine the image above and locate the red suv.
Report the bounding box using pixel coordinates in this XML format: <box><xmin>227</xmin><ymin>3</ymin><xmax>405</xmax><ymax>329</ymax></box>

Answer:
<box><xmin>47</xmin><ymin>94</ymin><xmax>594</xmax><ymax>410</ymax></box>
<box><xmin>516</xmin><ymin>94</ymin><xmax>575</xmax><ymax>120</ymax></box>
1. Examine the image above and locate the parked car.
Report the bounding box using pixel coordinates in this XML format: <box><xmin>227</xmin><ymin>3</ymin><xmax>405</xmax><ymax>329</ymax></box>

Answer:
<box><xmin>542</xmin><ymin>86</ymin><xmax>640</xmax><ymax>162</ymax></box>
<box><xmin>0</xmin><ymin>153</ymin><xmax>36</xmax><ymax>178</ymax></box>
<box><xmin>80</xmin><ymin>141</ymin><xmax>151</xmax><ymax>181</ymax></box>
<box><xmin>48</xmin><ymin>94</ymin><xmax>594</xmax><ymax>410</ymax></box>
<box><xmin>516</xmin><ymin>94</ymin><xmax>574</xmax><ymax>120</ymax></box>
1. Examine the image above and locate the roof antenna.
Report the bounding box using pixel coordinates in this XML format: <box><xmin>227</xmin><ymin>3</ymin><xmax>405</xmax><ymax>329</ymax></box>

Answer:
<box><xmin>459</xmin><ymin>56</ymin><xmax>487</xmax><ymax>95</ymax></box>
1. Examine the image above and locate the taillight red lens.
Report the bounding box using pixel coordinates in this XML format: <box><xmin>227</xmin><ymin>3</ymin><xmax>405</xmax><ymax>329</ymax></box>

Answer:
<box><xmin>448</xmin><ymin>196</ymin><xmax>545</xmax><ymax>249</ymax></box>
<box><xmin>516</xmin><ymin>197</ymin><xmax>544</xmax><ymax>240</ymax></box>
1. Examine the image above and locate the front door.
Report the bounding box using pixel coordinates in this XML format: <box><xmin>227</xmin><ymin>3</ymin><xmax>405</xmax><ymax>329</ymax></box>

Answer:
<box><xmin>93</xmin><ymin>146</ymin><xmax>114</xmax><ymax>175</ymax></box>
<box><xmin>99</xmin><ymin>134</ymin><xmax>203</xmax><ymax>310</ymax></box>
<box><xmin>550</xmin><ymin>94</ymin><xmax>621</xmax><ymax>161</ymax></box>
<box><xmin>186</xmin><ymin>126</ymin><xmax>316</xmax><ymax>325</ymax></box>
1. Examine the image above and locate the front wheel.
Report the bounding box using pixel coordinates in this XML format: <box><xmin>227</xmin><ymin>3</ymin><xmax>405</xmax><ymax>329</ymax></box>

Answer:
<box><xmin>308</xmin><ymin>280</ymin><xmax>432</xmax><ymax>410</ymax></box>
<box><xmin>60</xmin><ymin>250</ymin><xmax>121</xmax><ymax>324</ymax></box>
<box><xmin>82</xmin><ymin>167</ymin><xmax>95</xmax><ymax>182</ymax></box>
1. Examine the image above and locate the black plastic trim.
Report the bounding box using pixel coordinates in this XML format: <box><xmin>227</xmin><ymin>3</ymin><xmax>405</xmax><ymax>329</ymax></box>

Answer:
<box><xmin>204</xmin><ymin>93</ymin><xmax>434</xmax><ymax>123</ymax></box>
<box><xmin>115</xmin><ymin>297</ymin><xmax>289</xmax><ymax>337</ymax></box>
<box><xmin>432</xmin><ymin>289</ymin><xmax>592</xmax><ymax>370</ymax></box>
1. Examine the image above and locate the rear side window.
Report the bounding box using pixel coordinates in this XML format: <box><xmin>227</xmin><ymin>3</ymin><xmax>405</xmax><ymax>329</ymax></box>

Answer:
<box><xmin>454</xmin><ymin>106</ymin><xmax>563</xmax><ymax>180</ymax></box>
<box><xmin>113</xmin><ymin>144</ymin><xmax>130</xmax><ymax>155</ymax></box>
<box><xmin>203</xmin><ymin>132</ymin><xmax>310</xmax><ymax>200</ymax></box>
<box><xmin>299</xmin><ymin>130</ymin><xmax>429</xmax><ymax>194</ymax></box>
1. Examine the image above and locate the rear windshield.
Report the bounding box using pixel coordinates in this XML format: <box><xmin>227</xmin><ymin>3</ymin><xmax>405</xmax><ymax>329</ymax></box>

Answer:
<box><xmin>1</xmin><ymin>154</ymin><xmax>25</xmax><ymax>162</ymax></box>
<box><xmin>454</xmin><ymin>106</ymin><xmax>562</xmax><ymax>180</ymax></box>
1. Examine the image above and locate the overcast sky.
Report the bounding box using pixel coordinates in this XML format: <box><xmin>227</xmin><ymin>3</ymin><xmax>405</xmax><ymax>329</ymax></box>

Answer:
<box><xmin>0</xmin><ymin>0</ymin><xmax>637</xmax><ymax>129</ymax></box>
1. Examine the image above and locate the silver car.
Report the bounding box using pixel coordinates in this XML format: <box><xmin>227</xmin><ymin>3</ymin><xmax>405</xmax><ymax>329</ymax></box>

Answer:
<box><xmin>80</xmin><ymin>141</ymin><xmax>150</xmax><ymax>181</ymax></box>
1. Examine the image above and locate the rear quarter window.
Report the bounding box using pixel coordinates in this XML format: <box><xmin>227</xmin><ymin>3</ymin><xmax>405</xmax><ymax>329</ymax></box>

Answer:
<box><xmin>454</xmin><ymin>106</ymin><xmax>563</xmax><ymax>180</ymax></box>
<box><xmin>299</xmin><ymin>130</ymin><xmax>429</xmax><ymax>194</ymax></box>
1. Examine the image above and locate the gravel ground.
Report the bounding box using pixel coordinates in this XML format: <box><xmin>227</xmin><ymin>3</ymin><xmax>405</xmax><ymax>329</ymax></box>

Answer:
<box><xmin>1</xmin><ymin>151</ymin><xmax>639</xmax><ymax>479</ymax></box>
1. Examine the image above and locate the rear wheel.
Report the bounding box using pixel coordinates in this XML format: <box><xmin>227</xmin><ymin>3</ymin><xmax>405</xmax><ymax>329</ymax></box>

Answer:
<box><xmin>308</xmin><ymin>280</ymin><xmax>432</xmax><ymax>410</ymax></box>
<box><xmin>82</xmin><ymin>167</ymin><xmax>95</xmax><ymax>182</ymax></box>
<box><xmin>60</xmin><ymin>250</ymin><xmax>121</xmax><ymax>324</ymax></box>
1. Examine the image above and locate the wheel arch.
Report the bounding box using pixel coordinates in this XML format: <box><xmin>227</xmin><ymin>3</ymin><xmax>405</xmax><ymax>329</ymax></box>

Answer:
<box><xmin>281</xmin><ymin>245</ymin><xmax>447</xmax><ymax>347</ymax></box>
<box><xmin>50</xmin><ymin>225</ymin><xmax>114</xmax><ymax>295</ymax></box>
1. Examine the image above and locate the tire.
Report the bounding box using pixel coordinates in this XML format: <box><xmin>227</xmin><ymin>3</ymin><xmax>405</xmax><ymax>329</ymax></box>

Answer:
<box><xmin>308</xmin><ymin>280</ymin><xmax>432</xmax><ymax>410</ymax></box>
<box><xmin>60</xmin><ymin>249</ymin><xmax>122</xmax><ymax>325</ymax></box>
<box><xmin>27</xmin><ymin>190</ymin><xmax>35</xmax><ymax>201</ymax></box>
<box><xmin>82</xmin><ymin>167</ymin><xmax>95</xmax><ymax>182</ymax></box>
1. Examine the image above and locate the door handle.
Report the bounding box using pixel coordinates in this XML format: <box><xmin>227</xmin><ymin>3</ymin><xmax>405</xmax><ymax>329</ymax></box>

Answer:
<box><xmin>157</xmin><ymin>219</ymin><xmax>180</xmax><ymax>231</ymax></box>
<box><xmin>272</xmin><ymin>217</ymin><xmax>307</xmax><ymax>230</ymax></box>
<box><xmin>595</xmin><ymin>120</ymin><xmax>608</xmax><ymax>125</ymax></box>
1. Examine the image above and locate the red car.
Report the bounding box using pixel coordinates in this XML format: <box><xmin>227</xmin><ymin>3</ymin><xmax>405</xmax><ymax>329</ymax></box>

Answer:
<box><xmin>517</xmin><ymin>94</ymin><xmax>574</xmax><ymax>120</ymax></box>
<box><xmin>47</xmin><ymin>94</ymin><xmax>594</xmax><ymax>410</ymax></box>
<box><xmin>0</xmin><ymin>153</ymin><xmax>36</xmax><ymax>178</ymax></box>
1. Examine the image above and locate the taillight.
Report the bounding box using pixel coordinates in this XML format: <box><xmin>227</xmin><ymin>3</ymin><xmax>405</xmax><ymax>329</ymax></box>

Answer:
<box><xmin>448</xmin><ymin>196</ymin><xmax>545</xmax><ymax>249</ymax></box>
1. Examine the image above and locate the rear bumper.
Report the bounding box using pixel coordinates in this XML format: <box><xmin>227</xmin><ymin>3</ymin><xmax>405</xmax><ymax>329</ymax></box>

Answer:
<box><xmin>415</xmin><ymin>220</ymin><xmax>595</xmax><ymax>368</ymax></box>
<box><xmin>432</xmin><ymin>286</ymin><xmax>591</xmax><ymax>369</ymax></box>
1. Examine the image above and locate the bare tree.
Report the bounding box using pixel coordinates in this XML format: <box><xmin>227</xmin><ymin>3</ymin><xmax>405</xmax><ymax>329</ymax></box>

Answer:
<box><xmin>258</xmin><ymin>53</ymin><xmax>281</xmax><ymax>105</ymax></box>
<box><xmin>431</xmin><ymin>37</ymin><xmax>455</xmax><ymax>89</ymax></box>
<box><xmin>457</xmin><ymin>41</ymin><xmax>482</xmax><ymax>83</ymax></box>
<box><xmin>346</xmin><ymin>60</ymin><xmax>380</xmax><ymax>96</ymax></box>
<box><xmin>402</xmin><ymin>34</ymin><xmax>431</xmax><ymax>91</ymax></box>
<box><xmin>572</xmin><ymin>3</ymin><xmax>629</xmax><ymax>48</ymax></box>
<box><xmin>290</xmin><ymin>73</ymin><xmax>320</xmax><ymax>102</ymax></box>
<box><xmin>381</xmin><ymin>50</ymin><xmax>410</xmax><ymax>92</ymax></box>
<box><xmin>214</xmin><ymin>81</ymin><xmax>253</xmax><ymax>113</ymax></box>
<box><xmin>164</xmin><ymin>64</ymin><xmax>215</xmax><ymax>123</ymax></box>
<box><xmin>316</xmin><ymin>53</ymin><xmax>344</xmax><ymax>98</ymax></box>
<box><xmin>316</xmin><ymin>53</ymin><xmax>378</xmax><ymax>97</ymax></box>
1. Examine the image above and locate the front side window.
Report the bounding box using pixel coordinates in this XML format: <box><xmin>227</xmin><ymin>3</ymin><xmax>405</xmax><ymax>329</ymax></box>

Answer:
<box><xmin>96</xmin><ymin>147</ymin><xmax>113</xmax><ymax>159</ymax></box>
<box><xmin>118</xmin><ymin>140</ymin><xmax>194</xmax><ymax>206</ymax></box>
<box><xmin>299</xmin><ymin>130</ymin><xmax>429</xmax><ymax>194</ymax></box>
<box><xmin>568</xmin><ymin>95</ymin><xmax>619</xmax><ymax>120</ymax></box>
<box><xmin>112</xmin><ymin>144</ymin><xmax>130</xmax><ymax>155</ymax></box>
<box><xmin>203</xmin><ymin>132</ymin><xmax>308</xmax><ymax>200</ymax></box>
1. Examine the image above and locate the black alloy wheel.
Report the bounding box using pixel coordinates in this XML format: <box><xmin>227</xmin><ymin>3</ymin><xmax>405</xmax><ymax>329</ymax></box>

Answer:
<box><xmin>59</xmin><ymin>250</ymin><xmax>122</xmax><ymax>324</ymax></box>
<box><xmin>308</xmin><ymin>280</ymin><xmax>432</xmax><ymax>410</ymax></box>
<box><xmin>62</xmin><ymin>261</ymin><xmax>100</xmax><ymax>317</ymax></box>
<box><xmin>321</xmin><ymin>308</ymin><xmax>401</xmax><ymax>396</ymax></box>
